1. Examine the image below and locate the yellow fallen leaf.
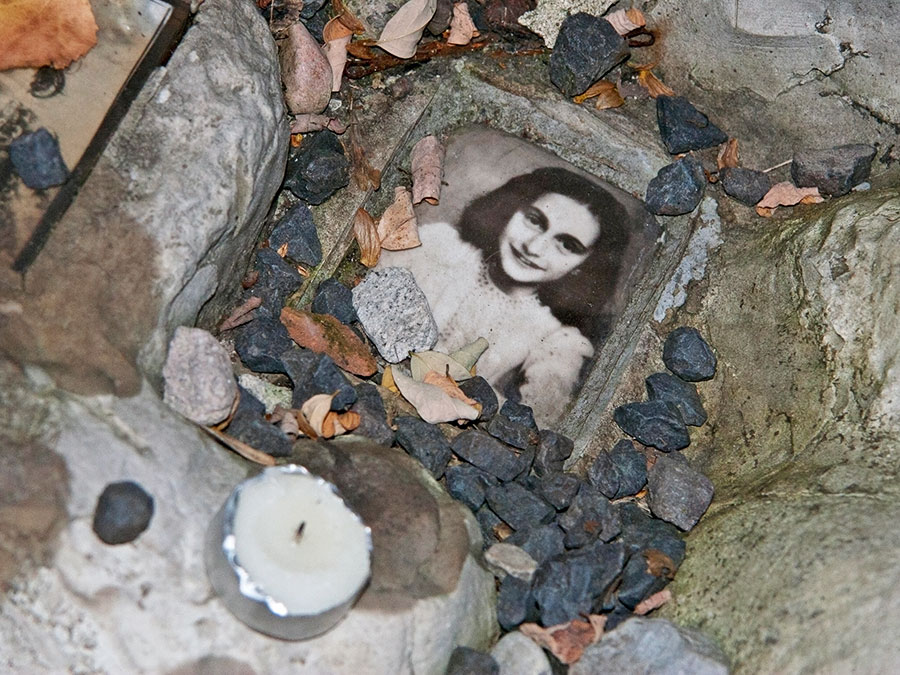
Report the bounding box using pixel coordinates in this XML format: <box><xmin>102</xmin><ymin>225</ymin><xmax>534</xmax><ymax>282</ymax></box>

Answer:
<box><xmin>447</xmin><ymin>2</ymin><xmax>478</xmax><ymax>45</ymax></box>
<box><xmin>0</xmin><ymin>0</ymin><xmax>98</xmax><ymax>70</ymax></box>
<box><xmin>410</xmin><ymin>350</ymin><xmax>472</xmax><ymax>382</ymax></box>
<box><xmin>756</xmin><ymin>181</ymin><xmax>823</xmax><ymax>216</ymax></box>
<box><xmin>376</xmin><ymin>0</ymin><xmax>437</xmax><ymax>58</ymax></box>
<box><xmin>605</xmin><ymin>7</ymin><xmax>645</xmax><ymax>35</ymax></box>
<box><xmin>573</xmin><ymin>80</ymin><xmax>617</xmax><ymax>104</ymax></box>
<box><xmin>353</xmin><ymin>207</ymin><xmax>381</xmax><ymax>267</ymax></box>
<box><xmin>377</xmin><ymin>186</ymin><xmax>421</xmax><ymax>250</ymax></box>
<box><xmin>423</xmin><ymin>370</ymin><xmax>480</xmax><ymax>408</ymax></box>
<box><xmin>382</xmin><ymin>365</ymin><xmax>399</xmax><ymax>394</ymax></box>
<box><xmin>638</xmin><ymin>69</ymin><xmax>676</xmax><ymax>98</ymax></box>
<box><xmin>717</xmin><ymin>138</ymin><xmax>740</xmax><ymax>170</ymax></box>
<box><xmin>392</xmin><ymin>368</ymin><xmax>480</xmax><ymax>424</ymax></box>
<box><xmin>410</xmin><ymin>135</ymin><xmax>444</xmax><ymax>205</ymax></box>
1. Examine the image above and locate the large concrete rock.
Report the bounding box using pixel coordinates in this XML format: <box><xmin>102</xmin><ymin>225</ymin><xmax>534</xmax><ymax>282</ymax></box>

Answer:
<box><xmin>0</xmin><ymin>362</ymin><xmax>496</xmax><ymax>673</ymax></box>
<box><xmin>657</xmin><ymin>188</ymin><xmax>900</xmax><ymax>671</ymax></box>
<box><xmin>0</xmin><ymin>0</ymin><xmax>288</xmax><ymax>396</ymax></box>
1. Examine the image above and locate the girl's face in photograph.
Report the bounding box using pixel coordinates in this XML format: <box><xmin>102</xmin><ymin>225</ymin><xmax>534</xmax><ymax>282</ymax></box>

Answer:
<box><xmin>498</xmin><ymin>193</ymin><xmax>600</xmax><ymax>284</ymax></box>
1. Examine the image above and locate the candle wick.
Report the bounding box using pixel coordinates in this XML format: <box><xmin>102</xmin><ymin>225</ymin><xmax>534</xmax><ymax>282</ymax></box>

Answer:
<box><xmin>295</xmin><ymin>521</ymin><xmax>306</xmax><ymax>542</ymax></box>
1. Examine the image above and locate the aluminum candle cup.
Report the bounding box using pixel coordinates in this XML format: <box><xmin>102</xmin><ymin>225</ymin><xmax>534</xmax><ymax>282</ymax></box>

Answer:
<box><xmin>205</xmin><ymin>464</ymin><xmax>372</xmax><ymax>640</ymax></box>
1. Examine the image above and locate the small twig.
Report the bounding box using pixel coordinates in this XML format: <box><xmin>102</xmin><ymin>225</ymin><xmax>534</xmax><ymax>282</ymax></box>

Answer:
<box><xmin>202</xmin><ymin>426</ymin><xmax>276</xmax><ymax>466</ymax></box>
<box><xmin>762</xmin><ymin>158</ymin><xmax>792</xmax><ymax>173</ymax></box>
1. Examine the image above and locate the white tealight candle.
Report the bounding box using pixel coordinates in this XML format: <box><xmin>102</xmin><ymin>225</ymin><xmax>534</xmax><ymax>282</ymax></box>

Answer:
<box><xmin>206</xmin><ymin>465</ymin><xmax>372</xmax><ymax>640</ymax></box>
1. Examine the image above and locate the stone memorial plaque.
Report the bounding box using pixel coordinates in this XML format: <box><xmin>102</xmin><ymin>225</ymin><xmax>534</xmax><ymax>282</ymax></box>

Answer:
<box><xmin>0</xmin><ymin>0</ymin><xmax>190</xmax><ymax>269</ymax></box>
<box><xmin>380</xmin><ymin>127</ymin><xmax>660</xmax><ymax>426</ymax></box>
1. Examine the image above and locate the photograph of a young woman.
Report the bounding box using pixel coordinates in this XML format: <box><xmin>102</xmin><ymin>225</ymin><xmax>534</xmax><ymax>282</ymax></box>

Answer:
<box><xmin>380</xmin><ymin>164</ymin><xmax>640</xmax><ymax>426</ymax></box>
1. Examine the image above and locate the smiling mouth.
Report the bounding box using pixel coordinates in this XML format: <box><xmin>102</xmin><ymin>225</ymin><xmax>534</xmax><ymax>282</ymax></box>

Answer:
<box><xmin>510</xmin><ymin>245</ymin><xmax>544</xmax><ymax>270</ymax></box>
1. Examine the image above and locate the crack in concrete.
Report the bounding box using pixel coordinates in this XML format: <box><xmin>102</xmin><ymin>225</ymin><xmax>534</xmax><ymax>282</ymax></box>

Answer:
<box><xmin>818</xmin><ymin>90</ymin><xmax>900</xmax><ymax>134</ymax></box>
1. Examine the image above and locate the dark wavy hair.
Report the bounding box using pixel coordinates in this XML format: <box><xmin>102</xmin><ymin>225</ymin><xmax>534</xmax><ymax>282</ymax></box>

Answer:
<box><xmin>456</xmin><ymin>166</ymin><xmax>632</xmax><ymax>343</ymax></box>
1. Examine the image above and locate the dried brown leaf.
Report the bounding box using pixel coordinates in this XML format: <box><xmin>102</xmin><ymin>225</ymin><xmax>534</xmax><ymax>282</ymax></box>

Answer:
<box><xmin>756</xmin><ymin>181</ymin><xmax>823</xmax><ymax>216</ymax></box>
<box><xmin>324</xmin><ymin>14</ymin><xmax>355</xmax><ymax>41</ymax></box>
<box><xmin>0</xmin><ymin>0</ymin><xmax>99</xmax><ymax>70</ymax></box>
<box><xmin>376</xmin><ymin>0</ymin><xmax>437</xmax><ymax>58</ymax></box>
<box><xmin>377</xmin><ymin>186</ymin><xmax>421</xmax><ymax>250</ymax></box>
<box><xmin>277</xmin><ymin>242</ymin><xmax>289</xmax><ymax>258</ymax></box>
<box><xmin>447</xmin><ymin>2</ymin><xmax>478</xmax><ymax>46</ymax></box>
<box><xmin>301</xmin><ymin>393</ymin><xmax>356</xmax><ymax>438</ymax></box>
<box><xmin>633</xmin><ymin>588</ymin><xmax>673</xmax><ymax>615</ymax></box>
<box><xmin>594</xmin><ymin>84</ymin><xmax>625</xmax><ymax>110</ymax></box>
<box><xmin>410</xmin><ymin>135</ymin><xmax>445</xmax><ymax>205</ymax></box>
<box><xmin>353</xmin><ymin>207</ymin><xmax>382</xmax><ymax>267</ymax></box>
<box><xmin>606</xmin><ymin>7</ymin><xmax>645</xmax><ymax>35</ymax></box>
<box><xmin>422</xmin><ymin>370</ymin><xmax>479</xmax><ymax>407</ymax></box>
<box><xmin>644</xmin><ymin>548</ymin><xmax>677</xmax><ymax>579</ymax></box>
<box><xmin>336</xmin><ymin>410</ymin><xmax>361</xmax><ymax>431</ymax></box>
<box><xmin>717</xmin><ymin>138</ymin><xmax>740</xmax><ymax>170</ymax></box>
<box><xmin>392</xmin><ymin>368</ymin><xmax>480</xmax><ymax>424</ymax></box>
<box><xmin>347</xmin><ymin>123</ymin><xmax>382</xmax><ymax>190</ymax></box>
<box><xmin>290</xmin><ymin>114</ymin><xmax>348</xmax><ymax>134</ymax></box>
<box><xmin>280</xmin><ymin>307</ymin><xmax>377</xmax><ymax>376</ymax></box>
<box><xmin>220</xmin><ymin>296</ymin><xmax>262</xmax><ymax>331</ymax></box>
<box><xmin>573</xmin><ymin>79</ymin><xmax>617</xmax><ymax>105</ymax></box>
<box><xmin>202</xmin><ymin>426</ymin><xmax>276</xmax><ymax>466</ymax></box>
<box><xmin>519</xmin><ymin>617</ymin><xmax>605</xmax><ymax>665</ymax></box>
<box><xmin>638</xmin><ymin>69</ymin><xmax>676</xmax><ymax>98</ymax></box>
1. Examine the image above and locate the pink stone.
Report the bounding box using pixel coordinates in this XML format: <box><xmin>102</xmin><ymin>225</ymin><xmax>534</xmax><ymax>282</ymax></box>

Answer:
<box><xmin>278</xmin><ymin>22</ymin><xmax>332</xmax><ymax>115</ymax></box>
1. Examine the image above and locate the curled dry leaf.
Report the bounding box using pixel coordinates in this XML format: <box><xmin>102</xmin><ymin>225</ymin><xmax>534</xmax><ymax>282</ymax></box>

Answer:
<box><xmin>410</xmin><ymin>135</ymin><xmax>445</xmax><ymax>205</ymax></box>
<box><xmin>220</xmin><ymin>296</ymin><xmax>262</xmax><ymax>331</ymax></box>
<box><xmin>280</xmin><ymin>307</ymin><xmax>377</xmax><ymax>377</ymax></box>
<box><xmin>519</xmin><ymin>616</ymin><xmax>605</xmax><ymax>665</ymax></box>
<box><xmin>633</xmin><ymin>588</ymin><xmax>673</xmax><ymax>615</ymax></box>
<box><xmin>270</xmin><ymin>404</ymin><xmax>320</xmax><ymax>439</ymax></box>
<box><xmin>376</xmin><ymin>0</ymin><xmax>438</xmax><ymax>59</ymax></box>
<box><xmin>410</xmin><ymin>350</ymin><xmax>472</xmax><ymax>382</ymax></box>
<box><xmin>353</xmin><ymin>207</ymin><xmax>381</xmax><ymax>267</ymax></box>
<box><xmin>347</xmin><ymin>122</ymin><xmax>382</xmax><ymax>190</ymax></box>
<box><xmin>605</xmin><ymin>7</ymin><xmax>645</xmax><ymax>36</ymax></box>
<box><xmin>290</xmin><ymin>114</ymin><xmax>348</xmax><ymax>134</ymax></box>
<box><xmin>392</xmin><ymin>367</ymin><xmax>480</xmax><ymax>424</ymax></box>
<box><xmin>323</xmin><ymin>15</ymin><xmax>354</xmax><ymax>92</ymax></box>
<box><xmin>0</xmin><ymin>0</ymin><xmax>99</xmax><ymax>70</ymax></box>
<box><xmin>717</xmin><ymin>138</ymin><xmax>740</xmax><ymax>170</ymax></box>
<box><xmin>756</xmin><ymin>181</ymin><xmax>823</xmax><ymax>216</ymax></box>
<box><xmin>638</xmin><ymin>69</ymin><xmax>676</xmax><ymax>98</ymax></box>
<box><xmin>377</xmin><ymin>186</ymin><xmax>421</xmax><ymax>250</ymax></box>
<box><xmin>381</xmin><ymin>365</ymin><xmax>400</xmax><ymax>394</ymax></box>
<box><xmin>423</xmin><ymin>370</ymin><xmax>480</xmax><ymax>408</ymax></box>
<box><xmin>449</xmin><ymin>337</ymin><xmax>489</xmax><ymax>372</ymax></box>
<box><xmin>447</xmin><ymin>2</ymin><xmax>478</xmax><ymax>46</ymax></box>
<box><xmin>300</xmin><ymin>393</ymin><xmax>358</xmax><ymax>438</ymax></box>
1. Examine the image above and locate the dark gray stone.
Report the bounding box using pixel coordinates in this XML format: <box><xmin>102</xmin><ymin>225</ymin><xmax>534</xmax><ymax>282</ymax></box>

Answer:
<box><xmin>426</xmin><ymin>0</ymin><xmax>453</xmax><ymax>34</ymax></box>
<box><xmin>92</xmin><ymin>481</ymin><xmax>154</xmax><ymax>545</ymax></box>
<box><xmin>349</xmin><ymin>383</ymin><xmax>394</xmax><ymax>446</ymax></box>
<box><xmin>459</xmin><ymin>377</ymin><xmax>499</xmax><ymax>420</ymax></box>
<box><xmin>618</xmin><ymin>502</ymin><xmax>686</xmax><ymax>563</ymax></box>
<box><xmin>227</xmin><ymin>409</ymin><xmax>293</xmax><ymax>457</ymax></box>
<box><xmin>656</xmin><ymin>96</ymin><xmax>728</xmax><ymax>155</ymax></box>
<box><xmin>299</xmin><ymin>0</ymin><xmax>326</xmax><ymax>19</ymax></box>
<box><xmin>533</xmin><ymin>429</ymin><xmax>574</xmax><ymax>477</ymax></box>
<box><xmin>647</xmin><ymin>453</ymin><xmax>714</xmax><ymax>531</ymax></box>
<box><xmin>537</xmin><ymin>473</ymin><xmax>581</xmax><ymax>510</ymax></box>
<box><xmin>557</xmin><ymin>484</ymin><xmax>621</xmax><ymax>548</ymax></box>
<box><xmin>487</xmin><ymin>409</ymin><xmax>539</xmax><ymax>451</ymax></box>
<box><xmin>499</xmin><ymin>400</ymin><xmax>538</xmax><ymax>430</ymax></box>
<box><xmin>451</xmin><ymin>430</ymin><xmax>525</xmax><ymax>482</ymax></box>
<box><xmin>8</xmin><ymin>127</ymin><xmax>69</xmax><ymax>189</ymax></box>
<box><xmin>719</xmin><ymin>167</ymin><xmax>772</xmax><ymax>206</ymax></box>
<box><xmin>235</xmin><ymin>385</ymin><xmax>266</xmax><ymax>417</ymax></box>
<box><xmin>486</xmin><ymin>483</ymin><xmax>556</xmax><ymax>531</ymax></box>
<box><xmin>645</xmin><ymin>155</ymin><xmax>706</xmax><ymax>216</ymax></box>
<box><xmin>446</xmin><ymin>646</ymin><xmax>499</xmax><ymax>675</ymax></box>
<box><xmin>613</xmin><ymin>400</ymin><xmax>690</xmax><ymax>452</ymax></box>
<box><xmin>283</xmin><ymin>131</ymin><xmax>349</xmax><ymax>204</ymax></box>
<box><xmin>244</xmin><ymin>247</ymin><xmax>304</xmax><ymax>319</ymax></box>
<box><xmin>588</xmin><ymin>439</ymin><xmax>648</xmax><ymax>499</ymax></box>
<box><xmin>646</xmin><ymin>372</ymin><xmax>707</xmax><ymax>426</ymax></box>
<box><xmin>505</xmin><ymin>524</ymin><xmax>565</xmax><ymax>564</ymax></box>
<box><xmin>445</xmin><ymin>464</ymin><xmax>499</xmax><ymax>512</ymax></box>
<box><xmin>233</xmin><ymin>316</ymin><xmax>294</xmax><ymax>374</ymax></box>
<box><xmin>548</xmin><ymin>13</ymin><xmax>629</xmax><ymax>97</ymax></box>
<box><xmin>269</xmin><ymin>202</ymin><xmax>322</xmax><ymax>267</ymax></box>
<box><xmin>616</xmin><ymin>551</ymin><xmax>671</xmax><ymax>610</ymax></box>
<box><xmin>311</xmin><ymin>278</ymin><xmax>357</xmax><ymax>324</ymax></box>
<box><xmin>475</xmin><ymin>505</ymin><xmax>504</xmax><ymax>545</ymax></box>
<box><xmin>791</xmin><ymin>143</ymin><xmax>877</xmax><ymax>197</ymax></box>
<box><xmin>394</xmin><ymin>416</ymin><xmax>453</xmax><ymax>479</ymax></box>
<box><xmin>281</xmin><ymin>348</ymin><xmax>357</xmax><ymax>411</ymax></box>
<box><xmin>497</xmin><ymin>574</ymin><xmax>538</xmax><ymax>632</ymax></box>
<box><xmin>663</xmin><ymin>326</ymin><xmax>717</xmax><ymax>381</ymax></box>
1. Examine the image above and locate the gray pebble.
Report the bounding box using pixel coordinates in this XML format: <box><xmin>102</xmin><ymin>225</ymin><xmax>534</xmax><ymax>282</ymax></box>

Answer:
<box><xmin>646</xmin><ymin>372</ymin><xmax>708</xmax><ymax>426</ymax></box>
<box><xmin>163</xmin><ymin>327</ymin><xmax>238</xmax><ymax>426</ymax></box>
<box><xmin>613</xmin><ymin>400</ymin><xmax>690</xmax><ymax>452</ymax></box>
<box><xmin>663</xmin><ymin>326</ymin><xmax>717</xmax><ymax>381</ymax></box>
<box><xmin>92</xmin><ymin>481</ymin><xmax>154</xmax><ymax>545</ymax></box>
<box><xmin>645</xmin><ymin>155</ymin><xmax>706</xmax><ymax>216</ymax></box>
<box><xmin>656</xmin><ymin>96</ymin><xmax>728</xmax><ymax>155</ymax></box>
<box><xmin>791</xmin><ymin>143</ymin><xmax>876</xmax><ymax>197</ymax></box>
<box><xmin>648</xmin><ymin>453</ymin><xmax>714</xmax><ymax>531</ymax></box>
<box><xmin>719</xmin><ymin>166</ymin><xmax>772</xmax><ymax>206</ymax></box>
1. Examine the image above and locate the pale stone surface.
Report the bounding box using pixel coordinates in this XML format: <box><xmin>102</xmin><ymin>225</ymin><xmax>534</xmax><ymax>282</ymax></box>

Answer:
<box><xmin>163</xmin><ymin>327</ymin><xmax>238</xmax><ymax>425</ymax></box>
<box><xmin>518</xmin><ymin>0</ymin><xmax>618</xmax><ymax>47</ymax></box>
<box><xmin>0</xmin><ymin>368</ymin><xmax>496</xmax><ymax>674</ymax></box>
<box><xmin>237</xmin><ymin>373</ymin><xmax>292</xmax><ymax>413</ymax></box>
<box><xmin>484</xmin><ymin>543</ymin><xmax>539</xmax><ymax>582</ymax></box>
<box><xmin>570</xmin><ymin>617</ymin><xmax>729</xmax><ymax>675</ymax></box>
<box><xmin>491</xmin><ymin>631</ymin><xmax>552</xmax><ymax>675</ymax></box>
<box><xmin>659</xmin><ymin>188</ymin><xmax>900</xmax><ymax>671</ymax></box>
<box><xmin>0</xmin><ymin>0</ymin><xmax>289</xmax><ymax>396</ymax></box>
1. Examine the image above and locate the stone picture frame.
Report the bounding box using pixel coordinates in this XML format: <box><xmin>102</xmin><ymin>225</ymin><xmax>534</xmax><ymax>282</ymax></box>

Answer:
<box><xmin>299</xmin><ymin>60</ymin><xmax>699</xmax><ymax>465</ymax></box>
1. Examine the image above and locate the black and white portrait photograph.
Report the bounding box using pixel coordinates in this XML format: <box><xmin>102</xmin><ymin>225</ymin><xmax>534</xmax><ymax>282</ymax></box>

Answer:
<box><xmin>380</xmin><ymin>127</ymin><xmax>660</xmax><ymax>425</ymax></box>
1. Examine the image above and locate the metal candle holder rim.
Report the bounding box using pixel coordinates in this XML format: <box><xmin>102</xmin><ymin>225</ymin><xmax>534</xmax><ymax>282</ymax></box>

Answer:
<box><xmin>219</xmin><ymin>463</ymin><xmax>373</xmax><ymax>618</ymax></box>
